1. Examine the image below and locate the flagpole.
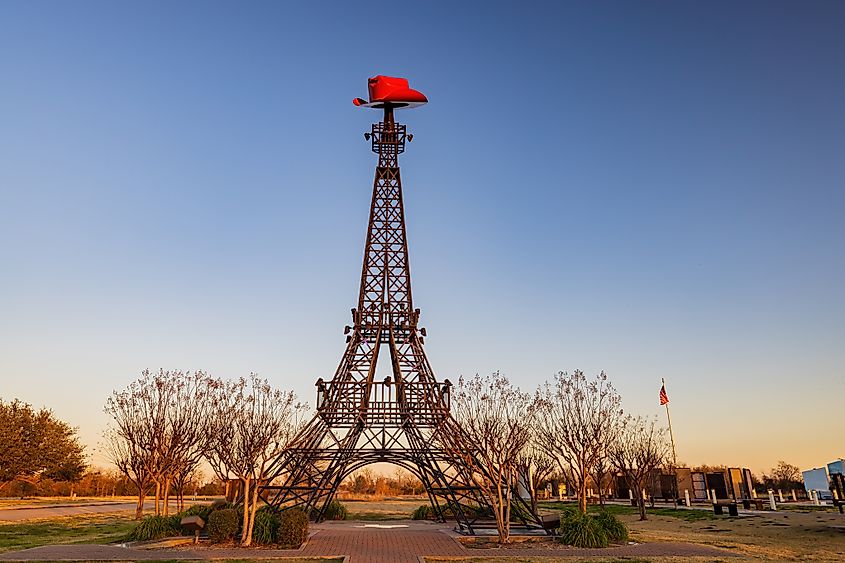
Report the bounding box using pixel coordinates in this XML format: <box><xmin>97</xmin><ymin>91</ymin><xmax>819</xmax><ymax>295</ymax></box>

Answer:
<box><xmin>662</xmin><ymin>378</ymin><xmax>678</xmax><ymax>508</ymax></box>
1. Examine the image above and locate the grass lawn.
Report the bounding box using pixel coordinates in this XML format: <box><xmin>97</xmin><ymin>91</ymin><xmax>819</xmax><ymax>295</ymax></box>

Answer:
<box><xmin>12</xmin><ymin>560</ymin><xmax>341</xmax><ymax>563</ymax></box>
<box><xmin>426</xmin><ymin>558</ymin><xmax>735</xmax><ymax>563</ymax></box>
<box><xmin>0</xmin><ymin>513</ymin><xmax>135</xmax><ymax>553</ymax></box>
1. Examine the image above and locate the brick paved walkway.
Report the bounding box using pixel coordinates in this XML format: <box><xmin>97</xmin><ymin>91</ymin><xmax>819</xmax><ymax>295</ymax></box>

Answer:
<box><xmin>0</xmin><ymin>520</ymin><xmax>736</xmax><ymax>562</ymax></box>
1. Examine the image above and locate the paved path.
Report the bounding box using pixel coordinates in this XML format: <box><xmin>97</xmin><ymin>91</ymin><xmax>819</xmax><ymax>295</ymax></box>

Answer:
<box><xmin>0</xmin><ymin>501</ymin><xmax>179</xmax><ymax>521</ymax></box>
<box><xmin>0</xmin><ymin>520</ymin><xmax>736</xmax><ymax>562</ymax></box>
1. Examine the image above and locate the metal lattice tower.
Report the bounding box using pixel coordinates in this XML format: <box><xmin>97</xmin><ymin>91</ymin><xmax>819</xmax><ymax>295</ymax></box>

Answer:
<box><xmin>261</xmin><ymin>78</ymin><xmax>540</xmax><ymax>534</ymax></box>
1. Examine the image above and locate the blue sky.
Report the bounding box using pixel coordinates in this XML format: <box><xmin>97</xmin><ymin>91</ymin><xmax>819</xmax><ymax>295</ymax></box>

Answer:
<box><xmin>1</xmin><ymin>1</ymin><xmax>843</xmax><ymax>473</ymax></box>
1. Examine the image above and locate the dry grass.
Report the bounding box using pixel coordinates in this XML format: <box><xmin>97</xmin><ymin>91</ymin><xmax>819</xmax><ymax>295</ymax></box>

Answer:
<box><xmin>623</xmin><ymin>510</ymin><xmax>845</xmax><ymax>561</ymax></box>
<box><xmin>428</xmin><ymin>501</ymin><xmax>845</xmax><ymax>562</ymax></box>
<box><xmin>427</xmin><ymin>558</ymin><xmax>732</xmax><ymax>563</ymax></box>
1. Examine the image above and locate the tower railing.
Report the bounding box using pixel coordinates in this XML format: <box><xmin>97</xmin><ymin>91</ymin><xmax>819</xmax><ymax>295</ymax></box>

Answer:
<box><xmin>370</xmin><ymin>121</ymin><xmax>407</xmax><ymax>155</ymax></box>
<box><xmin>315</xmin><ymin>380</ymin><xmax>450</xmax><ymax>427</ymax></box>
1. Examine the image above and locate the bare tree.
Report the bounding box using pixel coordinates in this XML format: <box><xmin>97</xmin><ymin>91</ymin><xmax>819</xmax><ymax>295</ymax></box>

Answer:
<box><xmin>440</xmin><ymin>372</ymin><xmax>536</xmax><ymax>543</ymax></box>
<box><xmin>535</xmin><ymin>370</ymin><xmax>623</xmax><ymax>513</ymax></box>
<box><xmin>607</xmin><ymin>415</ymin><xmax>671</xmax><ymax>520</ymax></box>
<box><xmin>156</xmin><ymin>371</ymin><xmax>213</xmax><ymax>515</ymax></box>
<box><xmin>206</xmin><ymin>374</ymin><xmax>307</xmax><ymax>546</ymax></box>
<box><xmin>591</xmin><ymin>412</ymin><xmax>623</xmax><ymax>506</ymax></box>
<box><xmin>515</xmin><ymin>439</ymin><xmax>555</xmax><ymax>513</ymax></box>
<box><xmin>173</xmin><ymin>467</ymin><xmax>204</xmax><ymax>511</ymax></box>
<box><xmin>104</xmin><ymin>369</ymin><xmax>214</xmax><ymax>516</ymax></box>
<box><xmin>591</xmin><ymin>455</ymin><xmax>611</xmax><ymax>506</ymax></box>
<box><xmin>103</xmin><ymin>429</ymin><xmax>152</xmax><ymax>519</ymax></box>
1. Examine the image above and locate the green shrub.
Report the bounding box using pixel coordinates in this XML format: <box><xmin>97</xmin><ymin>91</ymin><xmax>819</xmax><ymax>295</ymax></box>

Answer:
<box><xmin>207</xmin><ymin>508</ymin><xmax>240</xmax><ymax>543</ymax></box>
<box><xmin>277</xmin><ymin>508</ymin><xmax>309</xmax><ymax>548</ymax></box>
<box><xmin>559</xmin><ymin>506</ymin><xmax>578</xmax><ymax>522</ymax></box>
<box><xmin>128</xmin><ymin>514</ymin><xmax>182</xmax><ymax>541</ymax></box>
<box><xmin>594</xmin><ymin>510</ymin><xmax>628</xmax><ymax>542</ymax></box>
<box><xmin>179</xmin><ymin>504</ymin><xmax>212</xmax><ymax>522</ymax></box>
<box><xmin>559</xmin><ymin>511</ymin><xmax>608</xmax><ymax>548</ymax></box>
<box><xmin>210</xmin><ymin>499</ymin><xmax>234</xmax><ymax>511</ymax></box>
<box><xmin>251</xmin><ymin>507</ymin><xmax>280</xmax><ymax>545</ymax></box>
<box><xmin>412</xmin><ymin>504</ymin><xmax>433</xmax><ymax>520</ymax></box>
<box><xmin>323</xmin><ymin>499</ymin><xmax>348</xmax><ymax>520</ymax></box>
<box><xmin>169</xmin><ymin>514</ymin><xmax>184</xmax><ymax>532</ymax></box>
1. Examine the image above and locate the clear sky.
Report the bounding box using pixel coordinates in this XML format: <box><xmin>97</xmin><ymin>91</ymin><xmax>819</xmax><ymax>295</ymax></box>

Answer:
<box><xmin>1</xmin><ymin>1</ymin><xmax>842</xmax><ymax>476</ymax></box>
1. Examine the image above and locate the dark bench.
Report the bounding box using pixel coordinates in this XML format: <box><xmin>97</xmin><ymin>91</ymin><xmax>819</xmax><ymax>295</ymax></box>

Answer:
<box><xmin>712</xmin><ymin>500</ymin><xmax>738</xmax><ymax>516</ymax></box>
<box><xmin>741</xmin><ymin>498</ymin><xmax>764</xmax><ymax>510</ymax></box>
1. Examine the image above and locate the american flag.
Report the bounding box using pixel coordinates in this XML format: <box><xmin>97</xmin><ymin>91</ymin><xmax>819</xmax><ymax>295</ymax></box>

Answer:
<box><xmin>659</xmin><ymin>384</ymin><xmax>669</xmax><ymax>406</ymax></box>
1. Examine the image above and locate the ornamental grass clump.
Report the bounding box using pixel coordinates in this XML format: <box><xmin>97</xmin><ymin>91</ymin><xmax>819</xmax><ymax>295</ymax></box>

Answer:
<box><xmin>128</xmin><ymin>514</ymin><xmax>182</xmax><ymax>541</ymax></box>
<box><xmin>251</xmin><ymin>507</ymin><xmax>281</xmax><ymax>545</ymax></box>
<box><xmin>207</xmin><ymin>508</ymin><xmax>240</xmax><ymax>543</ymax></box>
<box><xmin>323</xmin><ymin>499</ymin><xmax>348</xmax><ymax>520</ymax></box>
<box><xmin>558</xmin><ymin>511</ymin><xmax>609</xmax><ymax>548</ymax></box>
<box><xmin>178</xmin><ymin>504</ymin><xmax>212</xmax><ymax>522</ymax></box>
<box><xmin>412</xmin><ymin>504</ymin><xmax>433</xmax><ymax>520</ymax></box>
<box><xmin>593</xmin><ymin>510</ymin><xmax>628</xmax><ymax>542</ymax></box>
<box><xmin>277</xmin><ymin>508</ymin><xmax>309</xmax><ymax>548</ymax></box>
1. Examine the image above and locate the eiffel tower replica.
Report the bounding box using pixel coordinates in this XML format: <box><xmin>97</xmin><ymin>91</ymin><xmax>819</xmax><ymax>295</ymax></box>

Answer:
<box><xmin>262</xmin><ymin>76</ymin><xmax>540</xmax><ymax>534</ymax></box>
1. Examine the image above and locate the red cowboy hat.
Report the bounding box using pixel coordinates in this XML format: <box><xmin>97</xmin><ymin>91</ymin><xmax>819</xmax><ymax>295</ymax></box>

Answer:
<box><xmin>353</xmin><ymin>75</ymin><xmax>428</xmax><ymax>109</ymax></box>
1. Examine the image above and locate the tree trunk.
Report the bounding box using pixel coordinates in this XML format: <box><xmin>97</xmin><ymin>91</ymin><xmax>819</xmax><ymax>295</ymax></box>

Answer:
<box><xmin>494</xmin><ymin>480</ymin><xmax>505</xmax><ymax>543</ymax></box>
<box><xmin>597</xmin><ymin>469</ymin><xmax>605</xmax><ymax>506</ymax></box>
<box><xmin>245</xmin><ymin>478</ymin><xmax>261</xmax><ymax>547</ymax></box>
<box><xmin>637</xmin><ymin>486</ymin><xmax>647</xmax><ymax>520</ymax></box>
<box><xmin>503</xmin><ymin>475</ymin><xmax>512</xmax><ymax>544</ymax></box>
<box><xmin>163</xmin><ymin>479</ymin><xmax>171</xmax><ymax>515</ymax></box>
<box><xmin>136</xmin><ymin>486</ymin><xmax>146</xmax><ymax>520</ymax></box>
<box><xmin>579</xmin><ymin>474</ymin><xmax>588</xmax><ymax>513</ymax></box>
<box><xmin>240</xmin><ymin>477</ymin><xmax>251</xmax><ymax>545</ymax></box>
<box><xmin>154</xmin><ymin>481</ymin><xmax>161</xmax><ymax>515</ymax></box>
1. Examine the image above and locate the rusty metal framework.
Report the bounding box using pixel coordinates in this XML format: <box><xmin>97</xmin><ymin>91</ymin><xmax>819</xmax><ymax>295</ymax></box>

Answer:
<box><xmin>261</xmin><ymin>106</ymin><xmax>541</xmax><ymax>534</ymax></box>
